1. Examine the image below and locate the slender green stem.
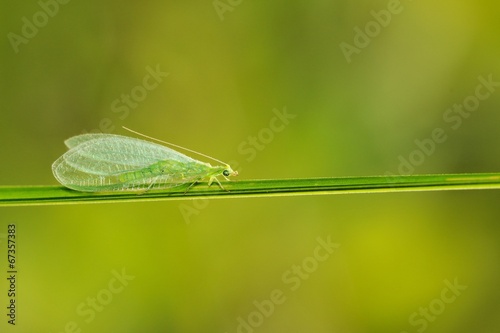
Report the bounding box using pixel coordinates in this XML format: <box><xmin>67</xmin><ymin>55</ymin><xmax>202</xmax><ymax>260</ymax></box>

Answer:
<box><xmin>1</xmin><ymin>173</ymin><xmax>499</xmax><ymax>206</ymax></box>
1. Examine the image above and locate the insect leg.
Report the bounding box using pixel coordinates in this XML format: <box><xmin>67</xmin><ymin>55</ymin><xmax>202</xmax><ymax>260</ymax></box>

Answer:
<box><xmin>183</xmin><ymin>178</ymin><xmax>202</xmax><ymax>194</ymax></box>
<box><xmin>134</xmin><ymin>176</ymin><xmax>160</xmax><ymax>195</ymax></box>
<box><xmin>209</xmin><ymin>176</ymin><xmax>227</xmax><ymax>191</ymax></box>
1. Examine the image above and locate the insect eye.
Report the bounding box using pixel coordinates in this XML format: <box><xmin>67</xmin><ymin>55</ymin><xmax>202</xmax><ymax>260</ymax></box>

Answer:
<box><xmin>223</xmin><ymin>170</ymin><xmax>230</xmax><ymax>177</ymax></box>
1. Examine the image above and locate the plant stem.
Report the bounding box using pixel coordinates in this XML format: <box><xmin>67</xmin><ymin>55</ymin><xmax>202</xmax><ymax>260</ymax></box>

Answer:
<box><xmin>1</xmin><ymin>173</ymin><xmax>499</xmax><ymax>206</ymax></box>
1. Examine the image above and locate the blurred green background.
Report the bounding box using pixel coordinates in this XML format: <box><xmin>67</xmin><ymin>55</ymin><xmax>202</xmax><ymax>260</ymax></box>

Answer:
<box><xmin>1</xmin><ymin>0</ymin><xmax>500</xmax><ymax>332</ymax></box>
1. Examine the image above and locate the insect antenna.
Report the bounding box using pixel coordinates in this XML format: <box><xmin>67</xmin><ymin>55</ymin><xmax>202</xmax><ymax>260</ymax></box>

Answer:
<box><xmin>122</xmin><ymin>126</ymin><xmax>228</xmax><ymax>165</ymax></box>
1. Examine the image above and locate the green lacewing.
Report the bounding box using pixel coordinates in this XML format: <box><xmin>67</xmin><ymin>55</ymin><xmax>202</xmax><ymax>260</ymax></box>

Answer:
<box><xmin>52</xmin><ymin>128</ymin><xmax>238</xmax><ymax>192</ymax></box>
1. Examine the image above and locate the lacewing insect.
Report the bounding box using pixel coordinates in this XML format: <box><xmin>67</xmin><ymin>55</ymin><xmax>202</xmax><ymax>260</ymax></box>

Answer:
<box><xmin>52</xmin><ymin>128</ymin><xmax>238</xmax><ymax>192</ymax></box>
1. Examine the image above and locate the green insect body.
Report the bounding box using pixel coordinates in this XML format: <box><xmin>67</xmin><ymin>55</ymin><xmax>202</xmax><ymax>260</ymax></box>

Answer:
<box><xmin>52</xmin><ymin>133</ymin><xmax>237</xmax><ymax>192</ymax></box>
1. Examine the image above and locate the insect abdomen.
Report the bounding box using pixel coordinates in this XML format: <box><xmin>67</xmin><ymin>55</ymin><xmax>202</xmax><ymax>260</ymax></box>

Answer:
<box><xmin>117</xmin><ymin>160</ymin><xmax>210</xmax><ymax>186</ymax></box>
<box><xmin>119</xmin><ymin>167</ymin><xmax>155</xmax><ymax>183</ymax></box>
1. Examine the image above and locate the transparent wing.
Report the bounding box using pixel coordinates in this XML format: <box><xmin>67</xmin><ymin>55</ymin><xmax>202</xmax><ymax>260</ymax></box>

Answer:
<box><xmin>64</xmin><ymin>134</ymin><xmax>195</xmax><ymax>171</ymax></box>
<box><xmin>52</xmin><ymin>135</ymin><xmax>206</xmax><ymax>191</ymax></box>
<box><xmin>65</xmin><ymin>133</ymin><xmax>113</xmax><ymax>149</ymax></box>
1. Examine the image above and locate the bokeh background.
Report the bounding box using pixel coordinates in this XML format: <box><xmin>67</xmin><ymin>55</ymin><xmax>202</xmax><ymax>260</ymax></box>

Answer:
<box><xmin>1</xmin><ymin>0</ymin><xmax>500</xmax><ymax>332</ymax></box>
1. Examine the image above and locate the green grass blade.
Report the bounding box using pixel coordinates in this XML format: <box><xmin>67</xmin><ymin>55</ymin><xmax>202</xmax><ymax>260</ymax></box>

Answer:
<box><xmin>1</xmin><ymin>173</ymin><xmax>500</xmax><ymax>206</ymax></box>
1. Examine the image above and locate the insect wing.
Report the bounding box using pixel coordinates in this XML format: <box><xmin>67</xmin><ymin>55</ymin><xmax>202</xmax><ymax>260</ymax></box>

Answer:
<box><xmin>52</xmin><ymin>135</ymin><xmax>199</xmax><ymax>191</ymax></box>
<box><xmin>64</xmin><ymin>133</ymin><xmax>114</xmax><ymax>149</ymax></box>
